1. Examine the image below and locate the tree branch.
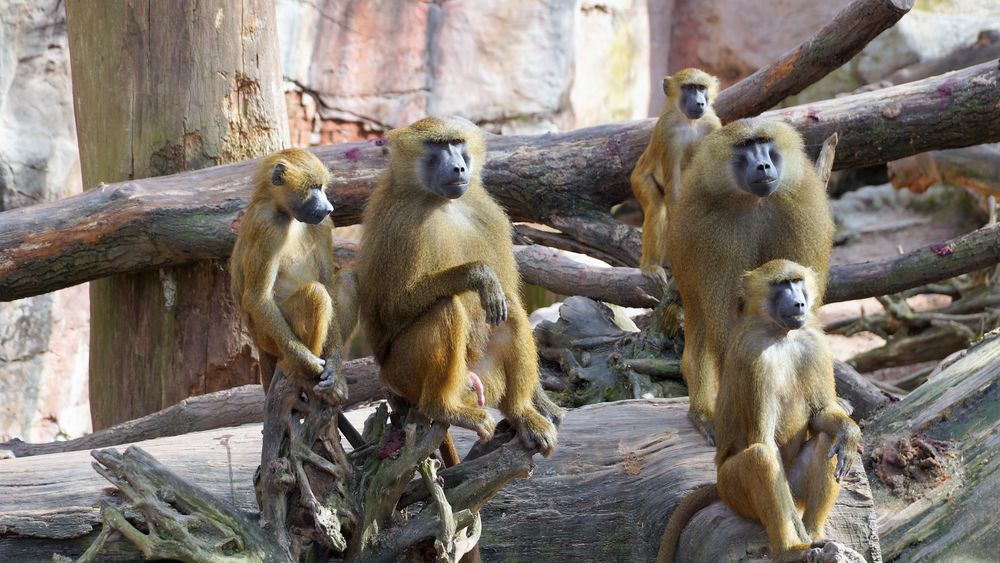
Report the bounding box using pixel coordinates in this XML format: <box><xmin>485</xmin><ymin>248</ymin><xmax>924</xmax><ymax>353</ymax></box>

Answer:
<box><xmin>0</xmin><ymin>358</ymin><xmax>380</xmax><ymax>458</ymax></box>
<box><xmin>826</xmin><ymin>222</ymin><xmax>1000</xmax><ymax>303</ymax></box>
<box><xmin>1</xmin><ymin>61</ymin><xmax>998</xmax><ymax>301</ymax></box>
<box><xmin>713</xmin><ymin>0</ymin><xmax>914</xmax><ymax>122</ymax></box>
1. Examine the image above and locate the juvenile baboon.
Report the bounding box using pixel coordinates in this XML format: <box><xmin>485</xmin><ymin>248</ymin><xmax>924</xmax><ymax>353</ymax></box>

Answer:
<box><xmin>230</xmin><ymin>148</ymin><xmax>357</xmax><ymax>398</ymax></box>
<box><xmin>630</xmin><ymin>68</ymin><xmax>721</xmax><ymax>287</ymax></box>
<box><xmin>667</xmin><ymin>118</ymin><xmax>835</xmax><ymax>443</ymax></box>
<box><xmin>357</xmin><ymin>116</ymin><xmax>559</xmax><ymax>459</ymax></box>
<box><xmin>657</xmin><ymin>260</ymin><xmax>859</xmax><ymax>562</ymax></box>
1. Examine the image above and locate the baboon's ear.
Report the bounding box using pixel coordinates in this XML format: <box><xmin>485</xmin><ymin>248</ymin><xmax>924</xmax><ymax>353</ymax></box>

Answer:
<box><xmin>662</xmin><ymin>76</ymin><xmax>671</xmax><ymax>96</ymax></box>
<box><xmin>271</xmin><ymin>163</ymin><xmax>286</xmax><ymax>186</ymax></box>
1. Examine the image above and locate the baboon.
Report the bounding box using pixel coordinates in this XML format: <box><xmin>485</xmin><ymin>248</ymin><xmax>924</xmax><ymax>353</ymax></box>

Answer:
<box><xmin>667</xmin><ymin>119</ymin><xmax>835</xmax><ymax>443</ymax></box>
<box><xmin>230</xmin><ymin>148</ymin><xmax>357</xmax><ymax>398</ymax></box>
<box><xmin>357</xmin><ymin>116</ymin><xmax>560</xmax><ymax>460</ymax></box>
<box><xmin>657</xmin><ymin>260</ymin><xmax>859</xmax><ymax>562</ymax></box>
<box><xmin>630</xmin><ymin>68</ymin><xmax>721</xmax><ymax>287</ymax></box>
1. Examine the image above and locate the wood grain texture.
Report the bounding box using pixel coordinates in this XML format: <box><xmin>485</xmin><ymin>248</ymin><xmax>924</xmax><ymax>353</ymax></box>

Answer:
<box><xmin>0</xmin><ymin>400</ymin><xmax>880</xmax><ymax>562</ymax></box>
<box><xmin>64</xmin><ymin>0</ymin><xmax>289</xmax><ymax>429</ymax></box>
<box><xmin>866</xmin><ymin>334</ymin><xmax>1000</xmax><ymax>562</ymax></box>
<box><xmin>1</xmin><ymin>61</ymin><xmax>999</xmax><ymax>302</ymax></box>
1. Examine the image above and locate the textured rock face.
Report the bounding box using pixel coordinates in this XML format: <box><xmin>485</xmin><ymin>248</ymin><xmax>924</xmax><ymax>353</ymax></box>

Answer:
<box><xmin>791</xmin><ymin>1</ymin><xmax>1000</xmax><ymax>104</ymax></box>
<box><xmin>277</xmin><ymin>0</ymin><xmax>650</xmax><ymax>136</ymax></box>
<box><xmin>0</xmin><ymin>0</ymin><xmax>89</xmax><ymax>442</ymax></box>
<box><xmin>666</xmin><ymin>0</ymin><xmax>1000</xmax><ymax>107</ymax></box>
<box><xmin>668</xmin><ymin>0</ymin><xmax>853</xmax><ymax>86</ymax></box>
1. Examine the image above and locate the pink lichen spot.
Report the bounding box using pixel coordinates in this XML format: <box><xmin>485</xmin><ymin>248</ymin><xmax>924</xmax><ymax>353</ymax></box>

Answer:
<box><xmin>231</xmin><ymin>211</ymin><xmax>245</xmax><ymax>233</ymax></box>
<box><xmin>605</xmin><ymin>137</ymin><xmax>621</xmax><ymax>158</ymax></box>
<box><xmin>377</xmin><ymin>425</ymin><xmax>406</xmax><ymax>460</ymax></box>
<box><xmin>936</xmin><ymin>80</ymin><xmax>956</xmax><ymax>110</ymax></box>
<box><xmin>344</xmin><ymin>147</ymin><xmax>363</xmax><ymax>162</ymax></box>
<box><xmin>931</xmin><ymin>243</ymin><xmax>954</xmax><ymax>256</ymax></box>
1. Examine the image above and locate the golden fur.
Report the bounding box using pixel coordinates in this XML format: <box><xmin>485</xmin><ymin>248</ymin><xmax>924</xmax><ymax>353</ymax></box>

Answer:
<box><xmin>666</xmin><ymin>118</ymin><xmax>835</xmax><ymax>440</ymax></box>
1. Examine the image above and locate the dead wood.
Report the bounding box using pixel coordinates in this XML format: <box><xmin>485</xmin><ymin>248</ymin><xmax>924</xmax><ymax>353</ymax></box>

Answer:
<box><xmin>833</xmin><ymin>360</ymin><xmax>897</xmax><ymax>420</ymax></box>
<box><xmin>864</xmin><ymin>332</ymin><xmax>1000</xmax><ymax>561</ymax></box>
<box><xmin>50</xmin><ymin>376</ymin><xmax>541</xmax><ymax>562</ymax></box>
<box><xmin>0</xmin><ymin>400</ymin><xmax>880</xmax><ymax>562</ymax></box>
<box><xmin>0</xmin><ymin>358</ymin><xmax>380</xmax><ymax>458</ymax></box>
<box><xmin>78</xmin><ymin>446</ymin><xmax>287</xmax><ymax>563</ymax></box>
<box><xmin>713</xmin><ymin>0</ymin><xmax>914</xmax><ymax>122</ymax></box>
<box><xmin>857</xmin><ymin>29</ymin><xmax>1000</xmax><ymax>92</ymax></box>
<box><xmin>889</xmin><ymin>144</ymin><xmax>1000</xmax><ymax>203</ymax></box>
<box><xmin>825</xmin><ymin>222</ymin><xmax>1000</xmax><ymax>303</ymax></box>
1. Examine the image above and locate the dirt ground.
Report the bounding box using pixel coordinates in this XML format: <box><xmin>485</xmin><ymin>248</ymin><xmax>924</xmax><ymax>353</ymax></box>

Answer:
<box><xmin>821</xmin><ymin>184</ymin><xmax>980</xmax><ymax>384</ymax></box>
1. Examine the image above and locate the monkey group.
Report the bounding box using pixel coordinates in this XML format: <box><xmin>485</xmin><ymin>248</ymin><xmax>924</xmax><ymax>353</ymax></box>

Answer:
<box><xmin>229</xmin><ymin>67</ymin><xmax>858</xmax><ymax>561</ymax></box>
<box><xmin>636</xmin><ymin>73</ymin><xmax>854</xmax><ymax>561</ymax></box>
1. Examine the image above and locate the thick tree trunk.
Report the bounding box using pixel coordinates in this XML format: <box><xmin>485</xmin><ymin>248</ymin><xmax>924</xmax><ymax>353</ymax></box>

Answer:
<box><xmin>64</xmin><ymin>0</ymin><xmax>289</xmax><ymax>429</ymax></box>
<box><xmin>0</xmin><ymin>400</ymin><xmax>880</xmax><ymax>562</ymax></box>
<box><xmin>2</xmin><ymin>61</ymin><xmax>999</xmax><ymax>303</ymax></box>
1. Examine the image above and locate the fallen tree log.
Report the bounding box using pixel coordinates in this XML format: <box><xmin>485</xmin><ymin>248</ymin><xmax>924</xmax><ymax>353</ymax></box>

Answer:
<box><xmin>864</xmin><ymin>332</ymin><xmax>1000</xmax><ymax>561</ymax></box>
<box><xmin>888</xmin><ymin>144</ymin><xmax>1000</xmax><ymax>200</ymax></box>
<box><xmin>713</xmin><ymin>0</ymin><xmax>913</xmax><ymax>122</ymax></box>
<box><xmin>2</xmin><ymin>61</ymin><xmax>999</xmax><ymax>301</ymax></box>
<box><xmin>0</xmin><ymin>399</ymin><xmax>880</xmax><ymax>562</ymax></box>
<box><xmin>516</xmin><ymin>221</ymin><xmax>1000</xmax><ymax>307</ymax></box>
<box><xmin>825</xmin><ymin>222</ymin><xmax>1000</xmax><ymax>303</ymax></box>
<box><xmin>0</xmin><ymin>358</ymin><xmax>380</xmax><ymax>458</ymax></box>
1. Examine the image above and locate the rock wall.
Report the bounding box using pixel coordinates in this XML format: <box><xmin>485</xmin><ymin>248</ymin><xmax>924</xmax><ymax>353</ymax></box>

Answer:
<box><xmin>0</xmin><ymin>0</ymin><xmax>89</xmax><ymax>442</ymax></box>
<box><xmin>277</xmin><ymin>0</ymin><xmax>651</xmax><ymax>139</ymax></box>
<box><xmin>664</xmin><ymin>0</ymin><xmax>1000</xmax><ymax>107</ymax></box>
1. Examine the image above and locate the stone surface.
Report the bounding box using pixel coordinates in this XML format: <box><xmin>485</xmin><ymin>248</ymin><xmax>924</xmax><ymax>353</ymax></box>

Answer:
<box><xmin>0</xmin><ymin>0</ymin><xmax>89</xmax><ymax>442</ymax></box>
<box><xmin>666</xmin><ymin>0</ymin><xmax>1000</xmax><ymax>108</ymax></box>
<box><xmin>791</xmin><ymin>1</ymin><xmax>1000</xmax><ymax>104</ymax></box>
<box><xmin>277</xmin><ymin>0</ymin><xmax>651</xmax><ymax>137</ymax></box>
<box><xmin>667</xmin><ymin>0</ymin><xmax>854</xmax><ymax>87</ymax></box>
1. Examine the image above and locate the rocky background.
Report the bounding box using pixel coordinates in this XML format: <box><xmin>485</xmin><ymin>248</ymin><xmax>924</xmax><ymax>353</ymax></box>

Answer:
<box><xmin>2</xmin><ymin>0</ymin><xmax>998</xmax><ymax>442</ymax></box>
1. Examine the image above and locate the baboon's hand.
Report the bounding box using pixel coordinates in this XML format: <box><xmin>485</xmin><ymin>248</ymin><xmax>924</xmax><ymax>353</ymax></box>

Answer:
<box><xmin>314</xmin><ymin>363</ymin><xmax>349</xmax><ymax>405</ymax></box>
<box><xmin>474</xmin><ymin>265</ymin><xmax>508</xmax><ymax>325</ymax></box>
<box><xmin>827</xmin><ymin>422</ymin><xmax>861</xmax><ymax>482</ymax></box>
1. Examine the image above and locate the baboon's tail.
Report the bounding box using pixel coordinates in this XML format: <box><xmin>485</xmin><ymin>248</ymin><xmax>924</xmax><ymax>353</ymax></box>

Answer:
<box><xmin>656</xmin><ymin>483</ymin><xmax>719</xmax><ymax>563</ymax></box>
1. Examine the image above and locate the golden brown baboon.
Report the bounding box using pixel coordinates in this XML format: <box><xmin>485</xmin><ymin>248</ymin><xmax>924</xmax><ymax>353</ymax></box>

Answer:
<box><xmin>630</xmin><ymin>68</ymin><xmax>721</xmax><ymax>287</ymax></box>
<box><xmin>667</xmin><ymin>118</ymin><xmax>835</xmax><ymax>443</ymax></box>
<box><xmin>230</xmin><ymin>148</ymin><xmax>357</xmax><ymax>398</ymax></box>
<box><xmin>657</xmin><ymin>260</ymin><xmax>859</xmax><ymax>562</ymax></box>
<box><xmin>357</xmin><ymin>116</ymin><xmax>559</xmax><ymax>459</ymax></box>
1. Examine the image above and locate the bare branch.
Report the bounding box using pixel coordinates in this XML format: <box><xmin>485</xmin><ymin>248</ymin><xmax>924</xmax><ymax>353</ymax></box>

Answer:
<box><xmin>714</xmin><ymin>0</ymin><xmax>914</xmax><ymax>122</ymax></box>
